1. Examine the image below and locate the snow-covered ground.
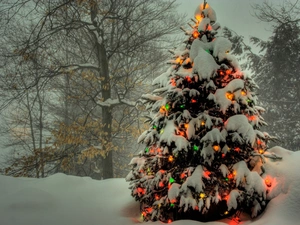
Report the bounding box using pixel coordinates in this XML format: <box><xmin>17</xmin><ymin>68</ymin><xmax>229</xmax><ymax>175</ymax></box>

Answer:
<box><xmin>0</xmin><ymin>146</ymin><xmax>299</xmax><ymax>225</ymax></box>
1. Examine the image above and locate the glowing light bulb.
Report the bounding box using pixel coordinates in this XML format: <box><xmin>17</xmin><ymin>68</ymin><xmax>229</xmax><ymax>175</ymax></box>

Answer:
<box><xmin>259</xmin><ymin>149</ymin><xmax>265</xmax><ymax>154</ymax></box>
<box><xmin>169</xmin><ymin>177</ymin><xmax>175</xmax><ymax>183</ymax></box>
<box><xmin>265</xmin><ymin>178</ymin><xmax>272</xmax><ymax>187</ymax></box>
<box><xmin>226</xmin><ymin>92</ymin><xmax>235</xmax><ymax>101</ymax></box>
<box><xmin>193</xmin><ymin>145</ymin><xmax>199</xmax><ymax>151</ymax></box>
<box><xmin>199</xmin><ymin>193</ymin><xmax>206</xmax><ymax>199</ymax></box>
<box><xmin>193</xmin><ymin>30</ymin><xmax>199</xmax><ymax>39</ymax></box>
<box><xmin>165</xmin><ymin>103</ymin><xmax>170</xmax><ymax>110</ymax></box>
<box><xmin>228</xmin><ymin>173</ymin><xmax>234</xmax><ymax>179</ymax></box>
<box><xmin>185</xmin><ymin>76</ymin><xmax>192</xmax><ymax>82</ymax></box>
<box><xmin>195</xmin><ymin>14</ymin><xmax>202</xmax><ymax>22</ymax></box>
<box><xmin>241</xmin><ymin>90</ymin><xmax>247</xmax><ymax>96</ymax></box>
<box><xmin>159</xmin><ymin>181</ymin><xmax>164</xmax><ymax>187</ymax></box>
<box><xmin>159</xmin><ymin>106</ymin><xmax>166</xmax><ymax>113</ymax></box>
<box><xmin>213</xmin><ymin>145</ymin><xmax>220</xmax><ymax>151</ymax></box>
<box><xmin>168</xmin><ymin>155</ymin><xmax>174</xmax><ymax>162</ymax></box>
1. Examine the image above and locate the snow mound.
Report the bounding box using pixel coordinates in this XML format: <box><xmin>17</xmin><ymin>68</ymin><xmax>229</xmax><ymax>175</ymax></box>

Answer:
<box><xmin>0</xmin><ymin>148</ymin><xmax>299</xmax><ymax>225</ymax></box>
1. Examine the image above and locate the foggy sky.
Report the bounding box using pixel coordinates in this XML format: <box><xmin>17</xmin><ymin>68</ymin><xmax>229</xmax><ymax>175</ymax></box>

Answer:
<box><xmin>176</xmin><ymin>0</ymin><xmax>291</xmax><ymax>42</ymax></box>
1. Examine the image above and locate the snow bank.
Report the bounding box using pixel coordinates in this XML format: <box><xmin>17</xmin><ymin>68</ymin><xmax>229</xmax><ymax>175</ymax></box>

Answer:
<box><xmin>0</xmin><ymin>147</ymin><xmax>299</xmax><ymax>225</ymax></box>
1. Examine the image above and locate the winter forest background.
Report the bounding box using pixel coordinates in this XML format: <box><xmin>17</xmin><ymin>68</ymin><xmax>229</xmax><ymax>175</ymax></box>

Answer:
<box><xmin>0</xmin><ymin>0</ymin><xmax>298</xmax><ymax>180</ymax></box>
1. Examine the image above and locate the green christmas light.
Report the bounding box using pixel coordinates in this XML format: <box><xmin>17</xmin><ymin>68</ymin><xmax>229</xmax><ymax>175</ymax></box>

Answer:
<box><xmin>169</xmin><ymin>177</ymin><xmax>175</xmax><ymax>183</ymax></box>
<box><xmin>170</xmin><ymin>203</ymin><xmax>175</xmax><ymax>207</ymax></box>
<box><xmin>160</xmin><ymin>129</ymin><xmax>164</xmax><ymax>134</ymax></box>
<box><xmin>145</xmin><ymin>147</ymin><xmax>149</xmax><ymax>153</ymax></box>
<box><xmin>225</xmin><ymin>177</ymin><xmax>229</xmax><ymax>182</ymax></box>
<box><xmin>205</xmin><ymin>49</ymin><xmax>210</xmax><ymax>54</ymax></box>
<box><xmin>180</xmin><ymin>104</ymin><xmax>185</xmax><ymax>109</ymax></box>
<box><xmin>165</xmin><ymin>103</ymin><xmax>170</xmax><ymax>110</ymax></box>
<box><xmin>153</xmin><ymin>125</ymin><xmax>157</xmax><ymax>129</ymax></box>
<box><xmin>193</xmin><ymin>145</ymin><xmax>199</xmax><ymax>151</ymax></box>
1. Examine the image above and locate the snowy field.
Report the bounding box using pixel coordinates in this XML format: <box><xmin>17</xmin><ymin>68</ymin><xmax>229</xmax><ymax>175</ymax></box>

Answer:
<box><xmin>0</xmin><ymin>146</ymin><xmax>299</xmax><ymax>225</ymax></box>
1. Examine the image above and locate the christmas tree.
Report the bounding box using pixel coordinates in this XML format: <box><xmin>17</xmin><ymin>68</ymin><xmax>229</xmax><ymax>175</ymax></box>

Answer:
<box><xmin>126</xmin><ymin>1</ymin><xmax>274</xmax><ymax>223</ymax></box>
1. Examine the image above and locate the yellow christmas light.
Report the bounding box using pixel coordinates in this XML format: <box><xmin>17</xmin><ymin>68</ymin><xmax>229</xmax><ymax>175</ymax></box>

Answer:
<box><xmin>199</xmin><ymin>193</ymin><xmax>206</xmax><ymax>199</ymax></box>
<box><xmin>241</xmin><ymin>90</ymin><xmax>247</xmax><ymax>96</ymax></box>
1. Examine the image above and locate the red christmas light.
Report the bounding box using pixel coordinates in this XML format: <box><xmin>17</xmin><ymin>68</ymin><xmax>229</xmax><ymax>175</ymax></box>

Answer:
<box><xmin>137</xmin><ymin>187</ymin><xmax>146</xmax><ymax>195</ymax></box>
<box><xmin>228</xmin><ymin>173</ymin><xmax>234</xmax><ymax>179</ymax></box>
<box><xmin>155</xmin><ymin>194</ymin><xmax>160</xmax><ymax>200</ymax></box>
<box><xmin>186</xmin><ymin>76</ymin><xmax>192</xmax><ymax>82</ymax></box>
<box><xmin>180</xmin><ymin>173</ymin><xmax>186</xmax><ymax>179</ymax></box>
<box><xmin>159</xmin><ymin>181</ymin><xmax>164</xmax><ymax>188</ymax></box>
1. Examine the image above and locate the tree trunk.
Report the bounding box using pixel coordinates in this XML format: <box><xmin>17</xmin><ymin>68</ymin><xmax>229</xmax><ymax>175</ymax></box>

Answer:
<box><xmin>98</xmin><ymin>43</ymin><xmax>113</xmax><ymax>179</ymax></box>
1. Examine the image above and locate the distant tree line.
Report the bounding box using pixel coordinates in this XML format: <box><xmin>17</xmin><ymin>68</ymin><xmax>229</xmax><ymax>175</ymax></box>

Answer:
<box><xmin>223</xmin><ymin>0</ymin><xmax>300</xmax><ymax>151</ymax></box>
<box><xmin>0</xmin><ymin>0</ymin><xmax>185</xmax><ymax>178</ymax></box>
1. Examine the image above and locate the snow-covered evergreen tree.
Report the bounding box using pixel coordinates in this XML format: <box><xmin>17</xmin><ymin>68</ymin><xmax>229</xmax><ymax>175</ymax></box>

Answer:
<box><xmin>126</xmin><ymin>1</ymin><xmax>274</xmax><ymax>223</ymax></box>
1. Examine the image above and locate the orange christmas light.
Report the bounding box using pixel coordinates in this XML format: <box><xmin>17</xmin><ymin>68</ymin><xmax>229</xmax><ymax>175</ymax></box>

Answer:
<box><xmin>191</xmin><ymin>99</ymin><xmax>197</xmax><ymax>103</ymax></box>
<box><xmin>170</xmin><ymin>78</ymin><xmax>176</xmax><ymax>86</ymax></box>
<box><xmin>175</xmin><ymin>57</ymin><xmax>184</xmax><ymax>65</ymax></box>
<box><xmin>226</xmin><ymin>69</ymin><xmax>231</xmax><ymax>75</ymax></box>
<box><xmin>178</xmin><ymin>130</ymin><xmax>185</xmax><ymax>136</ymax></box>
<box><xmin>226</xmin><ymin>92</ymin><xmax>235</xmax><ymax>101</ymax></box>
<box><xmin>213</xmin><ymin>145</ymin><xmax>220</xmax><ymax>151</ymax></box>
<box><xmin>168</xmin><ymin>155</ymin><xmax>174</xmax><ymax>162</ymax></box>
<box><xmin>160</xmin><ymin>106</ymin><xmax>166</xmax><ymax>113</ymax></box>
<box><xmin>265</xmin><ymin>178</ymin><xmax>272</xmax><ymax>187</ymax></box>
<box><xmin>259</xmin><ymin>149</ymin><xmax>265</xmax><ymax>154</ymax></box>
<box><xmin>193</xmin><ymin>30</ymin><xmax>199</xmax><ymax>39</ymax></box>
<box><xmin>248</xmin><ymin>115</ymin><xmax>256</xmax><ymax>121</ymax></box>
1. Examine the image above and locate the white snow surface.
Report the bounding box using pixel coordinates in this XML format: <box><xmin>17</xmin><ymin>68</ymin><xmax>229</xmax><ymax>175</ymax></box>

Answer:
<box><xmin>0</xmin><ymin>147</ymin><xmax>299</xmax><ymax>225</ymax></box>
